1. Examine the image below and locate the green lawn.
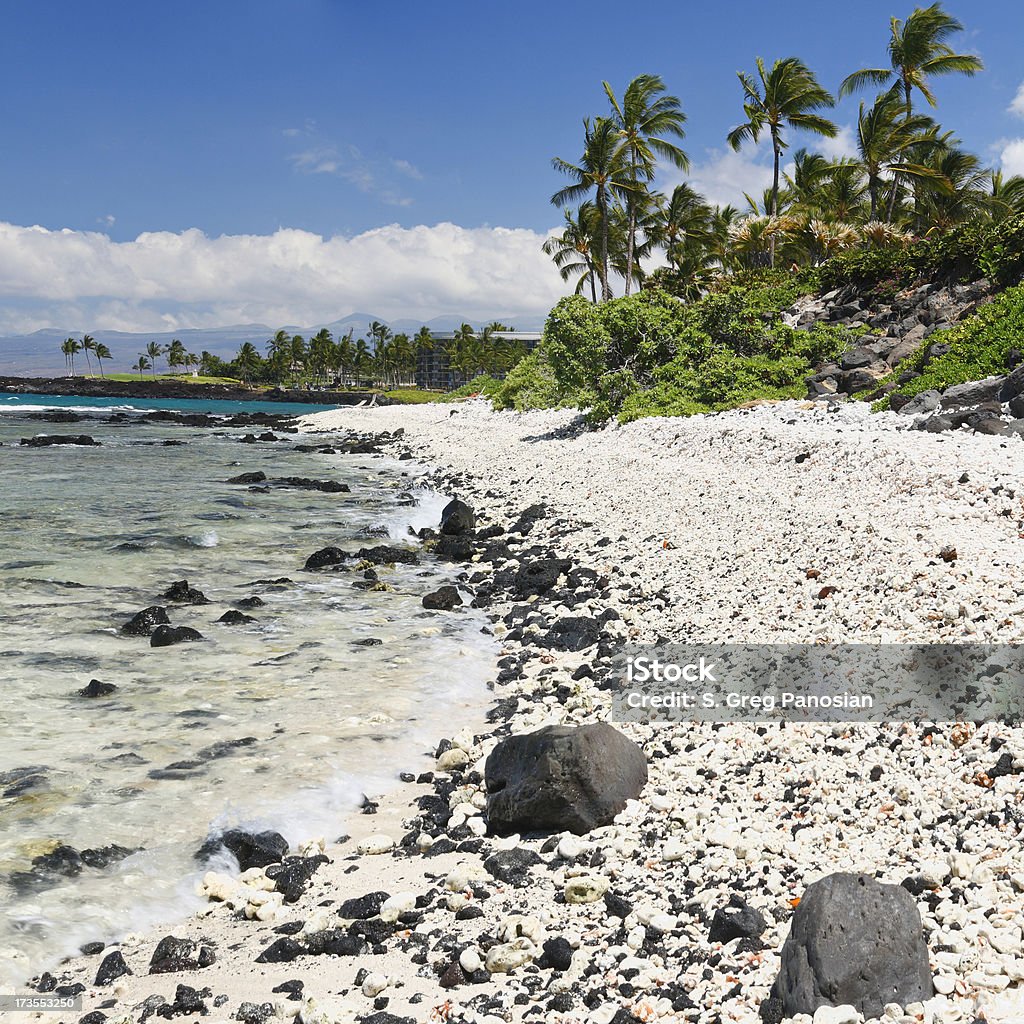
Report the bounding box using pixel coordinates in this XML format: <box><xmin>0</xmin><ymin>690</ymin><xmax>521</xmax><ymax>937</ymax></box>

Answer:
<box><xmin>382</xmin><ymin>388</ymin><xmax>445</xmax><ymax>404</ymax></box>
<box><xmin>96</xmin><ymin>373</ymin><xmax>244</xmax><ymax>385</ymax></box>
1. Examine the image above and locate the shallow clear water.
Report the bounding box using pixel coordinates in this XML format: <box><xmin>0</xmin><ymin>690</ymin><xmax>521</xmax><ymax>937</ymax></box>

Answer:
<box><xmin>0</xmin><ymin>404</ymin><xmax>493</xmax><ymax>985</ymax></box>
<box><xmin>0</xmin><ymin>391</ymin><xmax>340</xmax><ymax>417</ymax></box>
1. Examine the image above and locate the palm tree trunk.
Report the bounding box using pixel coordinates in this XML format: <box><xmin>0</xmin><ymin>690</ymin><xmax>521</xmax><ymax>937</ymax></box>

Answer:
<box><xmin>770</xmin><ymin>135</ymin><xmax>781</xmax><ymax>269</ymax></box>
<box><xmin>885</xmin><ymin>80</ymin><xmax>915</xmax><ymax>224</ymax></box>
<box><xmin>589</xmin><ymin>265</ymin><xmax>597</xmax><ymax>304</ymax></box>
<box><xmin>624</xmin><ymin>153</ymin><xmax>637</xmax><ymax>296</ymax></box>
<box><xmin>597</xmin><ymin>185</ymin><xmax>611</xmax><ymax>301</ymax></box>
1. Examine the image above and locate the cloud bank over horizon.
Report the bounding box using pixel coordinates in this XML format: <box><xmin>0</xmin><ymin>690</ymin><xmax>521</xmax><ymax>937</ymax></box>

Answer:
<box><xmin>0</xmin><ymin>220</ymin><xmax>567</xmax><ymax>336</ymax></box>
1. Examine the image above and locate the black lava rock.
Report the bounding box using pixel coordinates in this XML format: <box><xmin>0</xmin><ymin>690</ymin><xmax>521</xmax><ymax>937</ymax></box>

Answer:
<box><xmin>767</xmin><ymin>872</ymin><xmax>933</xmax><ymax>1018</ymax></box>
<box><xmin>149</xmin><ymin>936</ymin><xmax>216</xmax><ymax>974</ymax></box>
<box><xmin>217</xmin><ymin>610</ymin><xmax>255</xmax><ymax>625</ymax></box>
<box><xmin>422</xmin><ymin>585</ymin><xmax>463</xmax><ymax>611</ymax></box>
<box><xmin>439</xmin><ymin>498</ymin><xmax>475</xmax><ymax>535</ymax></box>
<box><xmin>304</xmin><ymin>545</ymin><xmax>346</xmax><ymax>570</ymax></box>
<box><xmin>708</xmin><ymin>895</ymin><xmax>767</xmax><ymax>944</ymax></box>
<box><xmin>540</xmin><ymin>937</ymin><xmax>574</xmax><ymax>972</ymax></box>
<box><xmin>483</xmin><ymin>848</ymin><xmax>543</xmax><ymax>887</ymax></box>
<box><xmin>121</xmin><ymin>606</ymin><xmax>170</xmax><ymax>636</ymax></box>
<box><xmin>194</xmin><ymin>829</ymin><xmax>288</xmax><ymax>870</ymax></box>
<box><xmin>95</xmin><ymin>950</ymin><xmax>132</xmax><ymax>986</ymax></box>
<box><xmin>226</xmin><ymin>471</ymin><xmax>267</xmax><ymax>484</ymax></box>
<box><xmin>163</xmin><ymin>580</ymin><xmax>209</xmax><ymax>605</ymax></box>
<box><xmin>485</xmin><ymin>723</ymin><xmax>648</xmax><ymax>835</ymax></box>
<box><xmin>21</xmin><ymin>434</ymin><xmax>100</xmax><ymax>447</ymax></box>
<box><xmin>79</xmin><ymin>678</ymin><xmax>117</xmax><ymax>697</ymax></box>
<box><xmin>338</xmin><ymin>891</ymin><xmax>390</xmax><ymax>920</ymax></box>
<box><xmin>150</xmin><ymin>625</ymin><xmax>204</xmax><ymax>647</ymax></box>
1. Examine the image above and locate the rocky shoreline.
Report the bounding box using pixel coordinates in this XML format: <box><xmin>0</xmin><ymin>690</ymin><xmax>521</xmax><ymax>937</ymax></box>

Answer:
<box><xmin>14</xmin><ymin>400</ymin><xmax>1024</xmax><ymax>1024</ymax></box>
<box><xmin>0</xmin><ymin>375</ymin><xmax>383</xmax><ymax>406</ymax></box>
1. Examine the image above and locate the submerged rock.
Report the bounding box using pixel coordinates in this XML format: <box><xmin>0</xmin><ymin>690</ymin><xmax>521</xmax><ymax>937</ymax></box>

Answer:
<box><xmin>121</xmin><ymin>606</ymin><xmax>170</xmax><ymax>636</ymax></box>
<box><xmin>78</xmin><ymin>678</ymin><xmax>117</xmax><ymax>698</ymax></box>
<box><xmin>20</xmin><ymin>434</ymin><xmax>101</xmax><ymax>447</ymax></box>
<box><xmin>217</xmin><ymin>610</ymin><xmax>255</xmax><ymax>625</ymax></box>
<box><xmin>276</xmin><ymin>476</ymin><xmax>350</xmax><ymax>493</ymax></box>
<box><xmin>304</xmin><ymin>545</ymin><xmax>346</xmax><ymax>570</ymax></box>
<box><xmin>485</xmin><ymin>723</ymin><xmax>648</xmax><ymax>835</ymax></box>
<box><xmin>150</xmin><ymin>625</ymin><xmax>204</xmax><ymax>648</ymax></box>
<box><xmin>162</xmin><ymin>579</ymin><xmax>209</xmax><ymax>605</ymax></box>
<box><xmin>765</xmin><ymin>872</ymin><xmax>933</xmax><ymax>1019</ymax></box>
<box><xmin>226</xmin><ymin>471</ymin><xmax>267</xmax><ymax>484</ymax></box>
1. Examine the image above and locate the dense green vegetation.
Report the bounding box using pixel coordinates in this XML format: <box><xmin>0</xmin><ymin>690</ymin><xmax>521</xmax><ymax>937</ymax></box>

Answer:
<box><xmin>516</xmin><ymin>4</ymin><xmax>1024</xmax><ymax>425</ymax></box>
<box><xmin>537</xmin><ymin>283</ymin><xmax>850</xmax><ymax>422</ymax></box>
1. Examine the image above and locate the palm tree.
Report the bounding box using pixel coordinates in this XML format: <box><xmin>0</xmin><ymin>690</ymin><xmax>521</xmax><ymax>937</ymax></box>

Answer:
<box><xmin>651</xmin><ymin>184</ymin><xmax>714</xmax><ymax>270</ymax></box>
<box><xmin>552</xmin><ymin>116</ymin><xmax>632</xmax><ymax>300</ymax></box>
<box><xmin>603</xmin><ymin>74</ymin><xmax>689</xmax><ymax>294</ymax></box>
<box><xmin>839</xmin><ymin>4</ymin><xmax>983</xmax><ymax>117</ymax></box>
<box><xmin>855</xmin><ymin>91</ymin><xmax>942</xmax><ymax>220</ymax></box>
<box><xmin>543</xmin><ymin>203</ymin><xmax>602</xmax><ymax>302</ymax></box>
<box><xmin>727</xmin><ymin>57</ymin><xmax>837</xmax><ymax>267</ymax></box>
<box><xmin>986</xmin><ymin>171</ymin><xmax>1024</xmax><ymax>223</ymax></box>
<box><xmin>353</xmin><ymin>338</ymin><xmax>372</xmax><ymax>382</ymax></box>
<box><xmin>94</xmin><ymin>342</ymin><xmax>112</xmax><ymax>377</ymax></box>
<box><xmin>80</xmin><ymin>334</ymin><xmax>96</xmax><ymax>376</ymax></box>
<box><xmin>60</xmin><ymin>337</ymin><xmax>82</xmax><ymax>377</ymax></box>
<box><xmin>144</xmin><ymin>341</ymin><xmax>162</xmax><ymax>376</ymax></box>
<box><xmin>235</xmin><ymin>342</ymin><xmax>260</xmax><ymax>385</ymax></box>
<box><xmin>132</xmin><ymin>355</ymin><xmax>151</xmax><ymax>379</ymax></box>
<box><xmin>183</xmin><ymin>351</ymin><xmax>200</xmax><ymax>377</ymax></box>
<box><xmin>336</xmin><ymin>330</ymin><xmax>355</xmax><ymax>386</ymax></box>
<box><xmin>166</xmin><ymin>339</ymin><xmax>186</xmax><ymax>375</ymax></box>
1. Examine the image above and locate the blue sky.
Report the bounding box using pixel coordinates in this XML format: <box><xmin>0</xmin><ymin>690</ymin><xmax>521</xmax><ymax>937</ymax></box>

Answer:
<box><xmin>1</xmin><ymin>0</ymin><xmax>1023</xmax><ymax>339</ymax></box>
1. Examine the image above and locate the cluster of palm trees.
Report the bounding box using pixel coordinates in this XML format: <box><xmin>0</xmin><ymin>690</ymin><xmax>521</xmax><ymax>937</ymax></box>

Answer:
<box><xmin>546</xmin><ymin>4</ymin><xmax>1021</xmax><ymax>298</ymax></box>
<box><xmin>130</xmin><ymin>339</ymin><xmax>201</xmax><ymax>378</ymax></box>
<box><xmin>226</xmin><ymin>320</ymin><xmax>522</xmax><ymax>390</ymax></box>
<box><xmin>60</xmin><ymin>335</ymin><xmax>113</xmax><ymax>377</ymax></box>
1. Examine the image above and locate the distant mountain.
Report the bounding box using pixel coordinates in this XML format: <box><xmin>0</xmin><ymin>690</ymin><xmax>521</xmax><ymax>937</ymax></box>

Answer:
<box><xmin>0</xmin><ymin>312</ymin><xmax>546</xmax><ymax>377</ymax></box>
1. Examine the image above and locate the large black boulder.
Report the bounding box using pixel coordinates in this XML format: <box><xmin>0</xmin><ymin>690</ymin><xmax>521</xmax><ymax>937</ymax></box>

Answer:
<box><xmin>121</xmin><ymin>606</ymin><xmax>170</xmax><ymax>636</ymax></box>
<box><xmin>485</xmin><ymin>723</ymin><xmax>647</xmax><ymax>836</ymax></box>
<box><xmin>440</xmin><ymin>498</ymin><xmax>475</xmax><ymax>535</ymax></box>
<box><xmin>226</xmin><ymin>471</ymin><xmax>267</xmax><ymax>484</ymax></box>
<box><xmin>194</xmin><ymin>828</ymin><xmax>288</xmax><ymax>870</ymax></box>
<box><xmin>766</xmin><ymin>872</ymin><xmax>933</xmax><ymax>1019</ymax></box>
<box><xmin>150</xmin><ymin>625</ymin><xmax>204</xmax><ymax>648</ymax></box>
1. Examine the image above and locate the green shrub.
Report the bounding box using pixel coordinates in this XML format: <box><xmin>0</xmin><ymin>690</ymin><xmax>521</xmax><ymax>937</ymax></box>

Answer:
<box><xmin>491</xmin><ymin>351</ymin><xmax>571</xmax><ymax>412</ymax></box>
<box><xmin>441</xmin><ymin>375</ymin><xmax>503</xmax><ymax>401</ymax></box>
<box><xmin>535</xmin><ymin>285</ymin><xmax>850</xmax><ymax>424</ymax></box>
<box><xmin>875</xmin><ymin>283</ymin><xmax>1024</xmax><ymax>408</ymax></box>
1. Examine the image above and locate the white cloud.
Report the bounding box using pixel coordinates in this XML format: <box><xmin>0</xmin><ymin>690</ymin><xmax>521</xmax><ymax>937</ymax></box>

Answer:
<box><xmin>677</xmin><ymin>146</ymin><xmax>775</xmax><ymax>209</ymax></box>
<box><xmin>392</xmin><ymin>158</ymin><xmax>423</xmax><ymax>180</ymax></box>
<box><xmin>1000</xmin><ymin>138</ymin><xmax>1024</xmax><ymax>177</ymax></box>
<box><xmin>1009</xmin><ymin>82</ymin><xmax>1024</xmax><ymax>118</ymax></box>
<box><xmin>0</xmin><ymin>221</ymin><xmax>566</xmax><ymax>336</ymax></box>
<box><xmin>661</xmin><ymin>125</ymin><xmax>857</xmax><ymax>210</ymax></box>
<box><xmin>289</xmin><ymin>142</ymin><xmax>416</xmax><ymax>206</ymax></box>
<box><xmin>818</xmin><ymin>124</ymin><xmax>858</xmax><ymax>161</ymax></box>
